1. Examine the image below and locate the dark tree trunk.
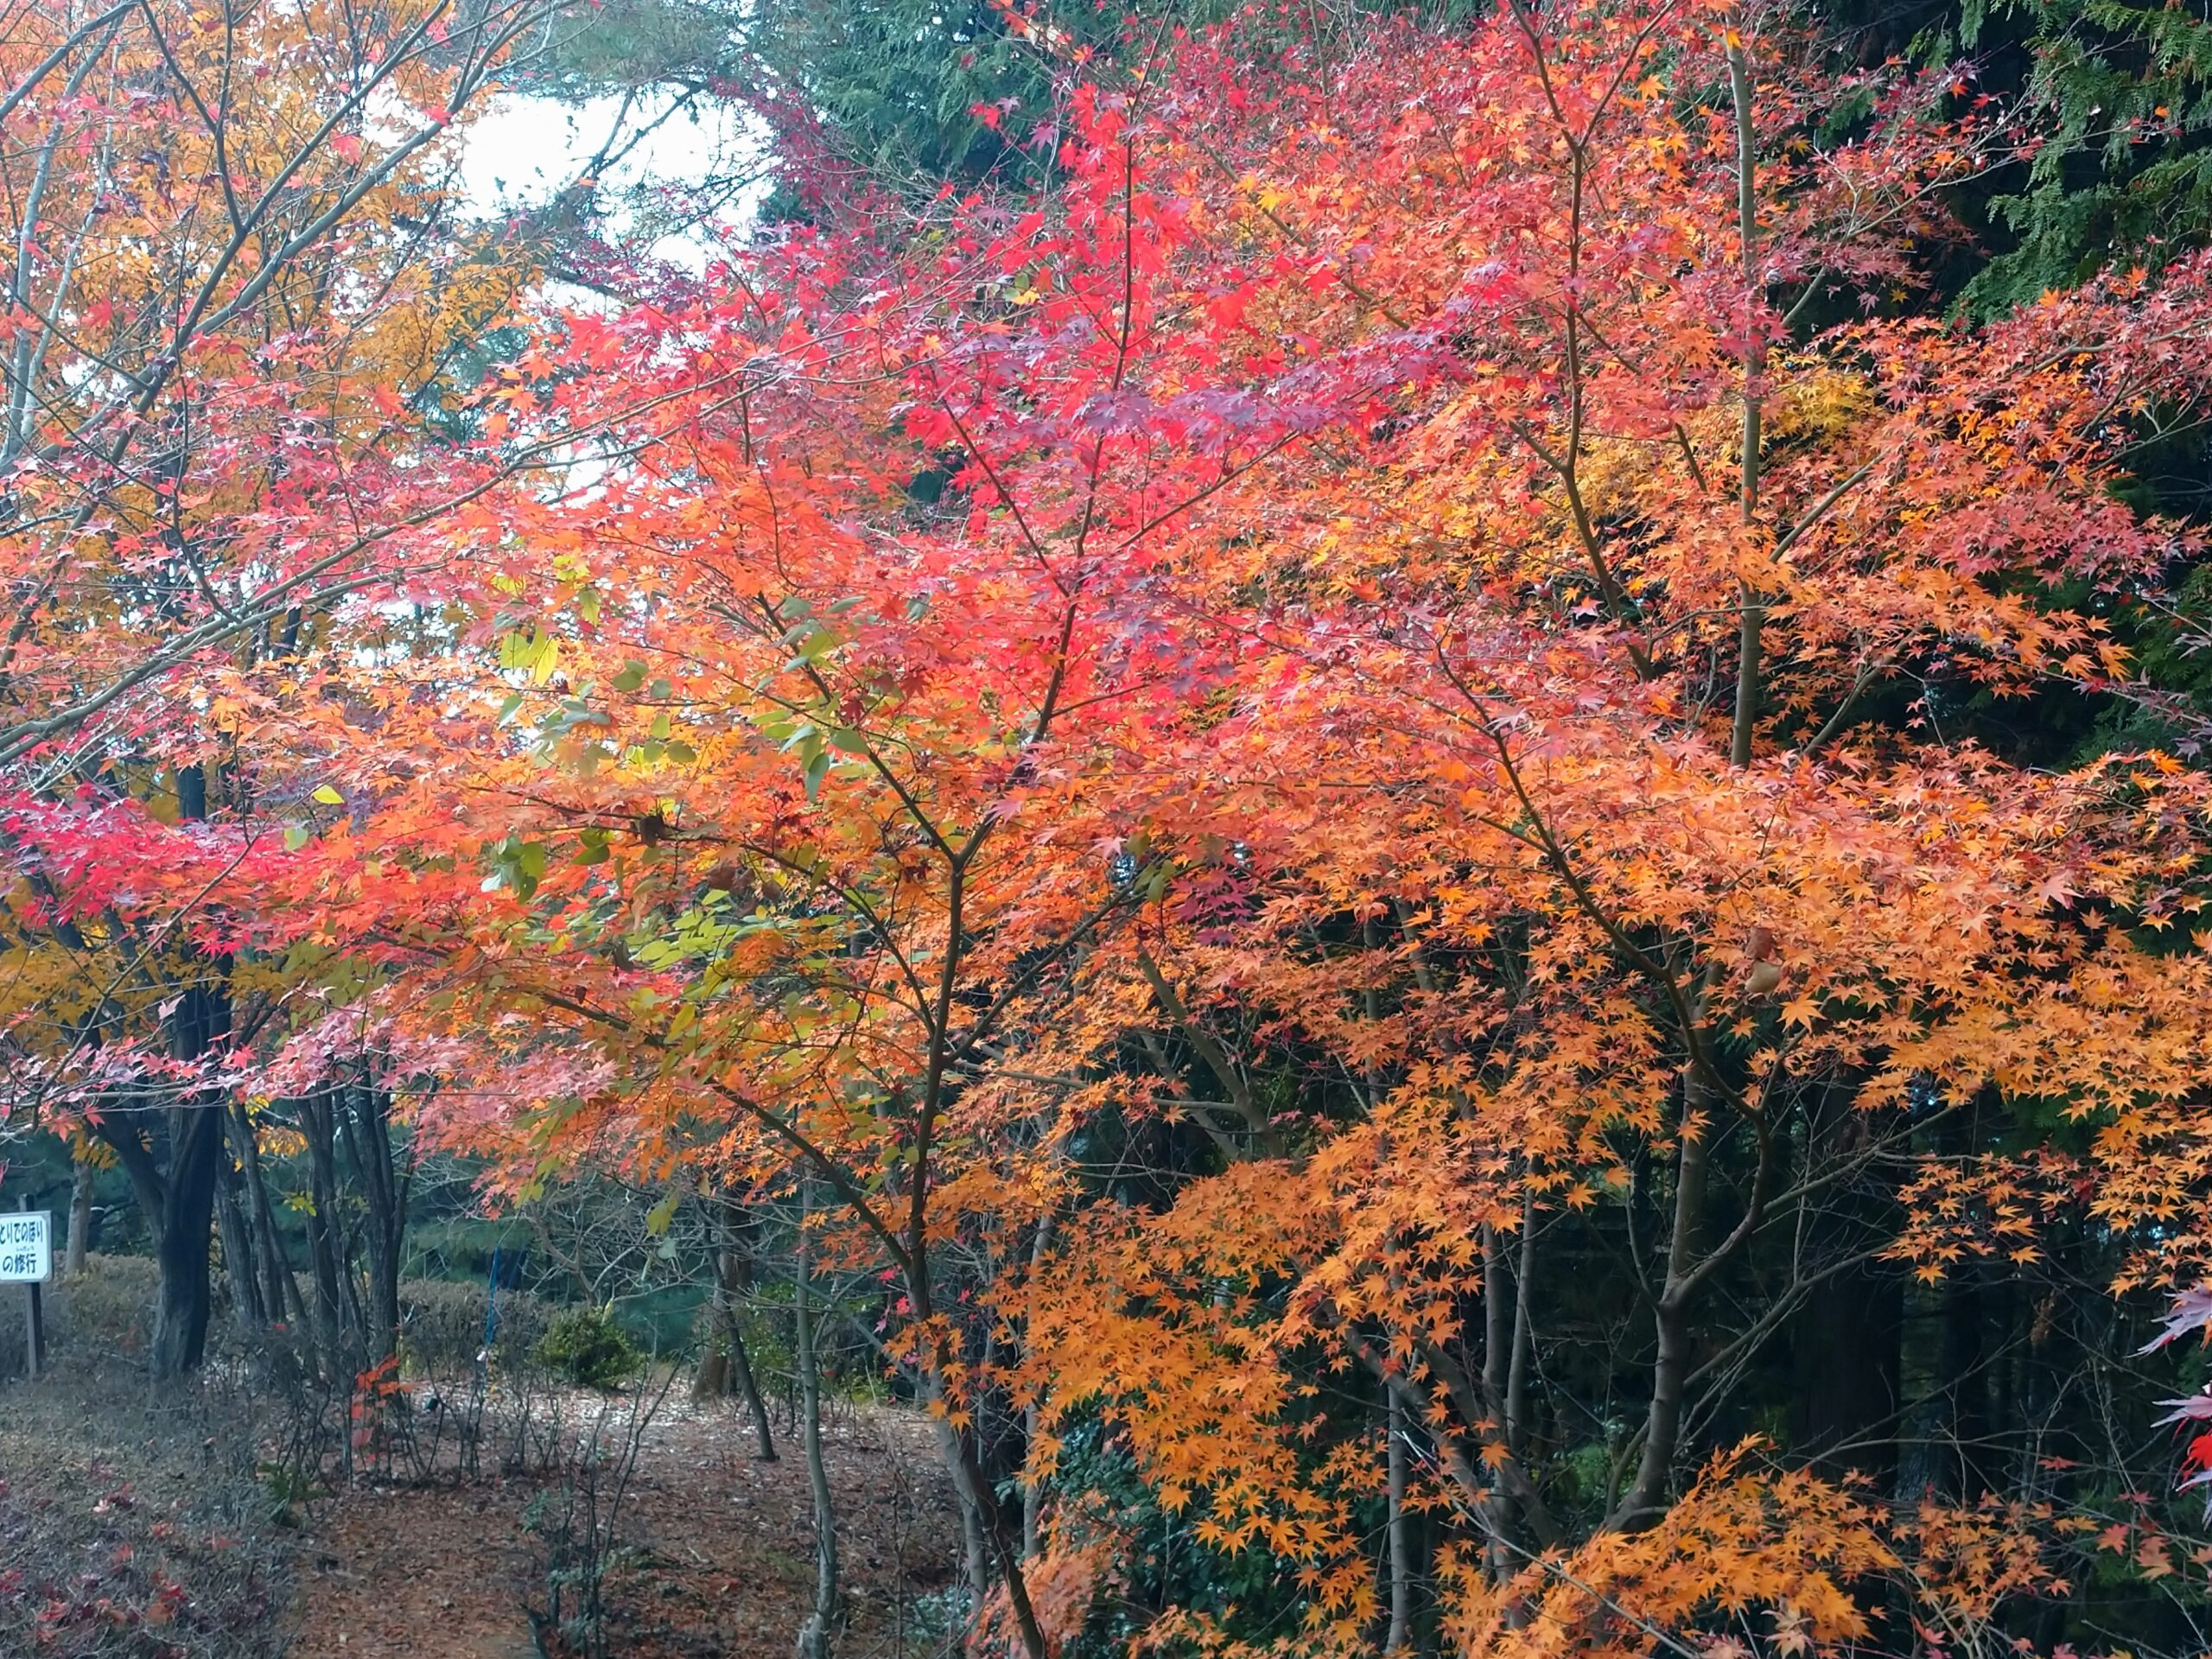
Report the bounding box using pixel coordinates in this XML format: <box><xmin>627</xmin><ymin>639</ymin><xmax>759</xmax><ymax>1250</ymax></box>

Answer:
<box><xmin>1894</xmin><ymin>1099</ymin><xmax>1997</xmax><ymax>1503</ymax></box>
<box><xmin>230</xmin><ymin>1098</ymin><xmax>304</xmax><ymax>1328</ymax></box>
<box><xmin>1939</xmin><ymin>1262</ymin><xmax>1993</xmax><ymax>1498</ymax></box>
<box><xmin>153</xmin><ymin>767</ymin><xmax>231</xmax><ymax>1379</ymax></box>
<box><xmin>300</xmin><ymin>1089</ymin><xmax>349</xmax><ymax>1370</ymax></box>
<box><xmin>338</xmin><ymin>1069</ymin><xmax>409</xmax><ymax>1363</ymax></box>
<box><xmin>1789</xmin><ymin>1092</ymin><xmax>1903</xmax><ymax>1483</ymax></box>
<box><xmin>217</xmin><ymin>1158</ymin><xmax>264</xmax><ymax>1333</ymax></box>
<box><xmin>149</xmin><ymin>1090</ymin><xmax>222</xmax><ymax>1378</ymax></box>
<box><xmin>1791</xmin><ymin>1259</ymin><xmax>1903</xmax><ymax>1478</ymax></box>
<box><xmin>97</xmin><ymin>974</ymin><xmax>230</xmax><ymax>1381</ymax></box>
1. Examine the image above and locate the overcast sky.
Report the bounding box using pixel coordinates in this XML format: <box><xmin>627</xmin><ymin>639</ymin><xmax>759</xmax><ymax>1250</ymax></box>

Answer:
<box><xmin>455</xmin><ymin>90</ymin><xmax>767</xmax><ymax>268</ymax></box>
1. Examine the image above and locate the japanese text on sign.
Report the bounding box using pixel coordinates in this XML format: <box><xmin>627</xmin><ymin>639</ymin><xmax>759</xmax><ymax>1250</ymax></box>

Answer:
<box><xmin>0</xmin><ymin>1212</ymin><xmax>50</xmax><ymax>1282</ymax></box>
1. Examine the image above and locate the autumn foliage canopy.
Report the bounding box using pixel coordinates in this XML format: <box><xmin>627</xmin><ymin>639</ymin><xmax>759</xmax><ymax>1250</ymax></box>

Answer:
<box><xmin>10</xmin><ymin>0</ymin><xmax>2212</xmax><ymax>1651</ymax></box>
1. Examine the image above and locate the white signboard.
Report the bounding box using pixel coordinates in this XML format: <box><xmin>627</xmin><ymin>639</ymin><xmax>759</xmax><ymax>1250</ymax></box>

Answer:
<box><xmin>0</xmin><ymin>1211</ymin><xmax>50</xmax><ymax>1283</ymax></box>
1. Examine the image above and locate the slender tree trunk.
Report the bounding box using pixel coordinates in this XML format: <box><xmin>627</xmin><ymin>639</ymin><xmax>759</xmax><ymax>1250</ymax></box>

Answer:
<box><xmin>300</xmin><ymin>1090</ymin><xmax>348</xmax><ymax>1370</ymax></box>
<box><xmin>338</xmin><ymin>1070</ymin><xmax>407</xmax><ymax>1363</ymax></box>
<box><xmin>1020</xmin><ymin>1395</ymin><xmax>1046</xmax><ymax>1563</ymax></box>
<box><xmin>727</xmin><ymin>1312</ymin><xmax>776</xmax><ymax>1461</ymax></box>
<box><xmin>795</xmin><ymin>1187</ymin><xmax>840</xmax><ymax>1659</ymax></box>
<box><xmin>232</xmin><ymin>1097</ymin><xmax>304</xmax><ymax>1329</ymax></box>
<box><xmin>1614</xmin><ymin>966</ymin><xmax>1728</xmax><ymax>1532</ymax></box>
<box><xmin>1385</xmin><ymin>1389</ymin><xmax>1415</xmax><ymax>1654</ymax></box>
<box><xmin>1726</xmin><ymin>25</ymin><xmax>1765</xmax><ymax>768</ymax></box>
<box><xmin>1507</xmin><ymin>1196</ymin><xmax>1535</xmax><ymax>1456</ymax></box>
<box><xmin>1480</xmin><ymin>1220</ymin><xmax>1512</xmax><ymax>1580</ymax></box>
<box><xmin>936</xmin><ymin>1402</ymin><xmax>993</xmax><ymax>1621</ymax></box>
<box><xmin>1939</xmin><ymin>1261</ymin><xmax>1993</xmax><ymax>1499</ymax></box>
<box><xmin>1619</xmin><ymin>1074</ymin><xmax>1710</xmax><ymax>1527</ymax></box>
<box><xmin>1789</xmin><ymin>1086</ymin><xmax>1904</xmax><ymax>1482</ymax></box>
<box><xmin>65</xmin><ymin>1154</ymin><xmax>92</xmax><ymax>1274</ymax></box>
<box><xmin>696</xmin><ymin>1198</ymin><xmax>777</xmax><ymax>1459</ymax></box>
<box><xmin>216</xmin><ymin>1160</ymin><xmax>264</xmax><ymax>1333</ymax></box>
<box><xmin>1021</xmin><ymin>1211</ymin><xmax>1056</xmax><ymax>1561</ymax></box>
<box><xmin>143</xmin><ymin>766</ymin><xmax>230</xmax><ymax>1382</ymax></box>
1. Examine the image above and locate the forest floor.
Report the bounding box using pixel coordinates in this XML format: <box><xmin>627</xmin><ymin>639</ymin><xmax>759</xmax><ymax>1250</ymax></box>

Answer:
<box><xmin>286</xmin><ymin>1393</ymin><xmax>967</xmax><ymax>1659</ymax></box>
<box><xmin>0</xmin><ymin>1262</ymin><xmax>967</xmax><ymax>1659</ymax></box>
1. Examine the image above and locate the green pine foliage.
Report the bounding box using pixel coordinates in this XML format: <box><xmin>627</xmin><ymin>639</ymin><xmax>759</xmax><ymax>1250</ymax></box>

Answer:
<box><xmin>1952</xmin><ymin>0</ymin><xmax>2212</xmax><ymax>310</ymax></box>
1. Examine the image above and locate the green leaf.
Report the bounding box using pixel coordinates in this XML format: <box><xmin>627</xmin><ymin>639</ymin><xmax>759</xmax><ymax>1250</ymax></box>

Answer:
<box><xmin>311</xmin><ymin>784</ymin><xmax>345</xmax><ymax>805</ymax></box>
<box><xmin>613</xmin><ymin>660</ymin><xmax>647</xmax><ymax>693</ymax></box>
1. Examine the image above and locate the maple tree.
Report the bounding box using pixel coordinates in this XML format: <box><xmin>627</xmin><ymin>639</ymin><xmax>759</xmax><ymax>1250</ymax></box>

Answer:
<box><xmin>276</xmin><ymin>0</ymin><xmax>2212</xmax><ymax>1646</ymax></box>
<box><xmin>13</xmin><ymin>0</ymin><xmax>2212</xmax><ymax>1650</ymax></box>
<box><xmin>0</xmin><ymin>0</ymin><xmax>574</xmax><ymax>1374</ymax></box>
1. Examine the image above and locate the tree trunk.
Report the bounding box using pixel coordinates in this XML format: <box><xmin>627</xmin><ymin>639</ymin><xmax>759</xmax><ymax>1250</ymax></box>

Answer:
<box><xmin>216</xmin><ymin>1160</ymin><xmax>264</xmax><ymax>1334</ymax></box>
<box><xmin>695</xmin><ymin>1198</ymin><xmax>777</xmax><ymax>1460</ymax></box>
<box><xmin>1614</xmin><ymin>972</ymin><xmax>1726</xmax><ymax>1533</ymax></box>
<box><xmin>149</xmin><ymin>1098</ymin><xmax>221</xmax><ymax>1379</ymax></box>
<box><xmin>1022</xmin><ymin>1211</ymin><xmax>1055</xmax><ymax>1561</ymax></box>
<box><xmin>1385</xmin><ymin>1389</ymin><xmax>1415</xmax><ymax>1654</ymax></box>
<box><xmin>946</xmin><ymin>1426</ymin><xmax>992</xmax><ymax>1619</ymax></box>
<box><xmin>65</xmin><ymin>1154</ymin><xmax>92</xmax><ymax>1274</ymax></box>
<box><xmin>1789</xmin><ymin>1092</ymin><xmax>1903</xmax><ymax>1482</ymax></box>
<box><xmin>795</xmin><ymin>1190</ymin><xmax>840</xmax><ymax>1659</ymax></box>
<box><xmin>1479</xmin><ymin>1219</ymin><xmax>1512</xmax><ymax>1581</ymax></box>
<box><xmin>231</xmin><ymin>1097</ymin><xmax>305</xmax><ymax>1330</ymax></box>
<box><xmin>1938</xmin><ymin>1261</ymin><xmax>1993</xmax><ymax>1498</ymax></box>
<box><xmin>338</xmin><ymin>1069</ymin><xmax>408</xmax><ymax>1363</ymax></box>
<box><xmin>145</xmin><ymin>766</ymin><xmax>230</xmax><ymax>1382</ymax></box>
<box><xmin>300</xmin><ymin>1090</ymin><xmax>349</xmax><ymax>1371</ymax></box>
<box><xmin>1726</xmin><ymin>29</ymin><xmax>1765</xmax><ymax>769</ymax></box>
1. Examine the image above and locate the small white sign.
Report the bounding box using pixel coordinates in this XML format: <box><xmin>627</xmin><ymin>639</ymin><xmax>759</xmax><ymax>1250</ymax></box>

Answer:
<box><xmin>0</xmin><ymin>1211</ymin><xmax>50</xmax><ymax>1283</ymax></box>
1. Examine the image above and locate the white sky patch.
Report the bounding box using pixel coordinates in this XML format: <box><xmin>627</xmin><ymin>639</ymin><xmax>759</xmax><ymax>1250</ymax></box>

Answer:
<box><xmin>456</xmin><ymin>89</ymin><xmax>772</xmax><ymax>270</ymax></box>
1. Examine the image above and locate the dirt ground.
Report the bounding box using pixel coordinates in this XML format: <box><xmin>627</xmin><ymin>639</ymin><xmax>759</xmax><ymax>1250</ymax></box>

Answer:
<box><xmin>286</xmin><ymin>1395</ymin><xmax>965</xmax><ymax>1659</ymax></box>
<box><xmin>2</xmin><ymin>1261</ymin><xmax>965</xmax><ymax>1659</ymax></box>
<box><xmin>0</xmin><ymin>1370</ymin><xmax>962</xmax><ymax>1659</ymax></box>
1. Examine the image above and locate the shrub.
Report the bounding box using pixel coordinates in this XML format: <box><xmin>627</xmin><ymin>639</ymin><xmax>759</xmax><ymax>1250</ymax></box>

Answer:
<box><xmin>531</xmin><ymin>1306</ymin><xmax>640</xmax><ymax>1389</ymax></box>
<box><xmin>0</xmin><ymin>1252</ymin><xmax>156</xmax><ymax>1376</ymax></box>
<box><xmin>397</xmin><ymin>1278</ymin><xmax>554</xmax><ymax>1376</ymax></box>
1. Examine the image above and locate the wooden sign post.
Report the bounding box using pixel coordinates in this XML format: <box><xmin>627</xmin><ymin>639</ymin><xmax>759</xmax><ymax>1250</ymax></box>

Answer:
<box><xmin>1</xmin><ymin>1203</ymin><xmax>50</xmax><ymax>1379</ymax></box>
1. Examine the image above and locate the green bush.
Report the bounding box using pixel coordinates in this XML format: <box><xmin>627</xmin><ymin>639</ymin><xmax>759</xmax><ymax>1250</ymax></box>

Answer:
<box><xmin>531</xmin><ymin>1306</ymin><xmax>641</xmax><ymax>1389</ymax></box>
